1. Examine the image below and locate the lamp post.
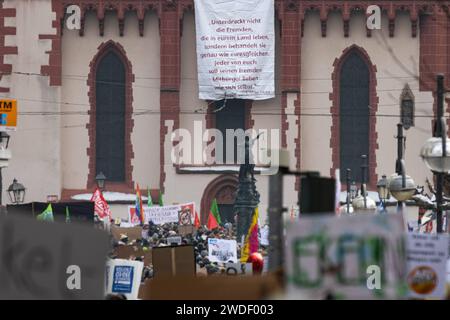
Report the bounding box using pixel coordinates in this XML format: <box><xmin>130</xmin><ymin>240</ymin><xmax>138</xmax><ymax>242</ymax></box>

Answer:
<box><xmin>420</xmin><ymin>74</ymin><xmax>450</xmax><ymax>233</ymax></box>
<box><xmin>389</xmin><ymin>124</ymin><xmax>416</xmax><ymax>209</ymax></box>
<box><xmin>346</xmin><ymin>168</ymin><xmax>351</xmax><ymax>213</ymax></box>
<box><xmin>95</xmin><ymin>171</ymin><xmax>106</xmax><ymax>190</ymax></box>
<box><xmin>7</xmin><ymin>178</ymin><xmax>26</xmax><ymax>204</ymax></box>
<box><xmin>234</xmin><ymin>136</ymin><xmax>260</xmax><ymax>242</ymax></box>
<box><xmin>352</xmin><ymin>155</ymin><xmax>377</xmax><ymax>212</ymax></box>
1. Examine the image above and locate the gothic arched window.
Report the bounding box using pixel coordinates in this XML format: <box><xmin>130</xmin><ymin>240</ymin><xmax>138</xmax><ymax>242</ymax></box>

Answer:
<box><xmin>95</xmin><ymin>50</ymin><xmax>126</xmax><ymax>182</ymax></box>
<box><xmin>339</xmin><ymin>50</ymin><xmax>370</xmax><ymax>183</ymax></box>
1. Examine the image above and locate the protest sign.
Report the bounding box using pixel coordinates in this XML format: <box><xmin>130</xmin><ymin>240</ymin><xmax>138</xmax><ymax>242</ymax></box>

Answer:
<box><xmin>152</xmin><ymin>245</ymin><xmax>196</xmax><ymax>277</ymax></box>
<box><xmin>128</xmin><ymin>202</ymin><xmax>196</xmax><ymax>225</ymax></box>
<box><xmin>106</xmin><ymin>259</ymin><xmax>144</xmax><ymax>300</ymax></box>
<box><xmin>406</xmin><ymin>233</ymin><xmax>448</xmax><ymax>299</ymax></box>
<box><xmin>285</xmin><ymin>214</ymin><xmax>406</xmax><ymax>299</ymax></box>
<box><xmin>111</xmin><ymin>225</ymin><xmax>142</xmax><ymax>242</ymax></box>
<box><xmin>194</xmin><ymin>0</ymin><xmax>275</xmax><ymax>100</ymax></box>
<box><xmin>259</xmin><ymin>224</ymin><xmax>269</xmax><ymax>246</ymax></box>
<box><xmin>113</xmin><ymin>245</ymin><xmax>152</xmax><ymax>266</ymax></box>
<box><xmin>208</xmin><ymin>238</ymin><xmax>238</xmax><ymax>263</ymax></box>
<box><xmin>0</xmin><ymin>214</ymin><xmax>109</xmax><ymax>299</ymax></box>
<box><xmin>167</xmin><ymin>236</ymin><xmax>182</xmax><ymax>245</ymax></box>
<box><xmin>178</xmin><ymin>202</ymin><xmax>196</xmax><ymax>226</ymax></box>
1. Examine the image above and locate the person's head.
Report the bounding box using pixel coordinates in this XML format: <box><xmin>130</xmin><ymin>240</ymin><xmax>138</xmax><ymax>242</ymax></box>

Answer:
<box><xmin>105</xmin><ymin>293</ymin><xmax>127</xmax><ymax>300</ymax></box>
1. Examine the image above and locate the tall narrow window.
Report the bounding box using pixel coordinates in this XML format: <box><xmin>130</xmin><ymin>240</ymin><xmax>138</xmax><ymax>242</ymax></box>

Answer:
<box><xmin>96</xmin><ymin>51</ymin><xmax>126</xmax><ymax>181</ymax></box>
<box><xmin>339</xmin><ymin>51</ymin><xmax>370</xmax><ymax>183</ymax></box>
<box><xmin>214</xmin><ymin>99</ymin><xmax>246</xmax><ymax>164</ymax></box>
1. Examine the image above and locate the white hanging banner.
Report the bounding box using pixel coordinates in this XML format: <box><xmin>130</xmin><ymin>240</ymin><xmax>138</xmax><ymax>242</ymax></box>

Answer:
<box><xmin>194</xmin><ymin>0</ymin><xmax>275</xmax><ymax>100</ymax></box>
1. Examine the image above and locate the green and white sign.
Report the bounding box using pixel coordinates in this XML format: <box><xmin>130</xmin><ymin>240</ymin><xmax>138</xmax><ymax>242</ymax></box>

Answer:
<box><xmin>285</xmin><ymin>214</ymin><xmax>406</xmax><ymax>299</ymax></box>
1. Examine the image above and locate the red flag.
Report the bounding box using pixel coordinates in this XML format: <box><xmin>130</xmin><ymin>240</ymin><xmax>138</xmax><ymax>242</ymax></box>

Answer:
<box><xmin>425</xmin><ymin>220</ymin><xmax>433</xmax><ymax>233</ymax></box>
<box><xmin>194</xmin><ymin>210</ymin><xmax>201</xmax><ymax>228</ymax></box>
<box><xmin>206</xmin><ymin>212</ymin><xmax>218</xmax><ymax>230</ymax></box>
<box><xmin>91</xmin><ymin>188</ymin><xmax>112</xmax><ymax>220</ymax></box>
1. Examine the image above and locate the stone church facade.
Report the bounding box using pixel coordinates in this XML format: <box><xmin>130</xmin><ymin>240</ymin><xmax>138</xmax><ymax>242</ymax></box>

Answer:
<box><xmin>0</xmin><ymin>0</ymin><xmax>449</xmax><ymax>221</ymax></box>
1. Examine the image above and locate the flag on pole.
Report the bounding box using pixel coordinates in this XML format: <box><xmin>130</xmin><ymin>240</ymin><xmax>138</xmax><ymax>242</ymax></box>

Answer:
<box><xmin>147</xmin><ymin>188</ymin><xmax>153</xmax><ymax>207</ymax></box>
<box><xmin>206</xmin><ymin>211</ymin><xmax>219</xmax><ymax>230</ymax></box>
<box><xmin>335</xmin><ymin>169</ymin><xmax>341</xmax><ymax>216</ymax></box>
<box><xmin>210</xmin><ymin>198</ymin><xmax>222</xmax><ymax>225</ymax></box>
<box><xmin>158</xmin><ymin>190</ymin><xmax>164</xmax><ymax>206</ymax></box>
<box><xmin>135</xmin><ymin>184</ymin><xmax>144</xmax><ymax>225</ymax></box>
<box><xmin>65</xmin><ymin>206</ymin><xmax>71</xmax><ymax>223</ymax></box>
<box><xmin>194</xmin><ymin>210</ymin><xmax>201</xmax><ymax>228</ymax></box>
<box><xmin>240</xmin><ymin>207</ymin><xmax>259</xmax><ymax>263</ymax></box>
<box><xmin>91</xmin><ymin>187</ymin><xmax>112</xmax><ymax>220</ymax></box>
<box><xmin>37</xmin><ymin>204</ymin><xmax>54</xmax><ymax>222</ymax></box>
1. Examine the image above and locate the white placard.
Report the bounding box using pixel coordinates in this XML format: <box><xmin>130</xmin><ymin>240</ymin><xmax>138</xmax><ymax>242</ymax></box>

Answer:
<box><xmin>406</xmin><ymin>233</ymin><xmax>449</xmax><ymax>299</ymax></box>
<box><xmin>0</xmin><ymin>214</ymin><xmax>110</xmax><ymax>299</ymax></box>
<box><xmin>194</xmin><ymin>0</ymin><xmax>275</xmax><ymax>100</ymax></box>
<box><xmin>285</xmin><ymin>214</ymin><xmax>406</xmax><ymax>300</ymax></box>
<box><xmin>106</xmin><ymin>259</ymin><xmax>144</xmax><ymax>300</ymax></box>
<box><xmin>259</xmin><ymin>224</ymin><xmax>269</xmax><ymax>246</ymax></box>
<box><xmin>128</xmin><ymin>202</ymin><xmax>196</xmax><ymax>225</ymax></box>
<box><xmin>208</xmin><ymin>238</ymin><xmax>238</xmax><ymax>263</ymax></box>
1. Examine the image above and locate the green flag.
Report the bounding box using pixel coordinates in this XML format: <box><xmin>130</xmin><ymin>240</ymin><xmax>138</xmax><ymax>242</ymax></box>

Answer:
<box><xmin>210</xmin><ymin>198</ymin><xmax>221</xmax><ymax>225</ymax></box>
<box><xmin>37</xmin><ymin>204</ymin><xmax>54</xmax><ymax>222</ymax></box>
<box><xmin>65</xmin><ymin>206</ymin><xmax>71</xmax><ymax>223</ymax></box>
<box><xmin>147</xmin><ymin>188</ymin><xmax>153</xmax><ymax>207</ymax></box>
<box><xmin>158</xmin><ymin>190</ymin><xmax>164</xmax><ymax>206</ymax></box>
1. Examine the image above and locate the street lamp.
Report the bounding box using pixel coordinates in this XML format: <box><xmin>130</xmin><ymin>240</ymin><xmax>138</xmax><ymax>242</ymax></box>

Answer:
<box><xmin>7</xmin><ymin>178</ymin><xmax>26</xmax><ymax>204</ymax></box>
<box><xmin>388</xmin><ymin>174</ymin><xmax>416</xmax><ymax>202</ymax></box>
<box><xmin>95</xmin><ymin>172</ymin><xmax>106</xmax><ymax>190</ymax></box>
<box><xmin>0</xmin><ymin>132</ymin><xmax>10</xmax><ymax>149</ymax></box>
<box><xmin>377</xmin><ymin>175</ymin><xmax>389</xmax><ymax>211</ymax></box>
<box><xmin>420</xmin><ymin>74</ymin><xmax>450</xmax><ymax>233</ymax></box>
<box><xmin>352</xmin><ymin>155</ymin><xmax>377</xmax><ymax>212</ymax></box>
<box><xmin>420</xmin><ymin>136</ymin><xmax>450</xmax><ymax>173</ymax></box>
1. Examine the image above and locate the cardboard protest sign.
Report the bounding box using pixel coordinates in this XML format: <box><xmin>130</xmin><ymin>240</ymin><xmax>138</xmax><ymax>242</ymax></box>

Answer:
<box><xmin>111</xmin><ymin>225</ymin><xmax>142</xmax><ymax>242</ymax></box>
<box><xmin>0</xmin><ymin>214</ymin><xmax>110</xmax><ymax>299</ymax></box>
<box><xmin>179</xmin><ymin>225</ymin><xmax>196</xmax><ymax>236</ymax></box>
<box><xmin>152</xmin><ymin>245</ymin><xmax>196</xmax><ymax>277</ymax></box>
<box><xmin>113</xmin><ymin>245</ymin><xmax>152</xmax><ymax>266</ymax></box>
<box><xmin>208</xmin><ymin>238</ymin><xmax>238</xmax><ymax>263</ymax></box>
<box><xmin>285</xmin><ymin>214</ymin><xmax>406</xmax><ymax>299</ymax></box>
<box><xmin>140</xmin><ymin>274</ymin><xmax>281</xmax><ymax>300</ymax></box>
<box><xmin>406</xmin><ymin>233</ymin><xmax>448</xmax><ymax>299</ymax></box>
<box><xmin>106</xmin><ymin>259</ymin><xmax>144</xmax><ymax>300</ymax></box>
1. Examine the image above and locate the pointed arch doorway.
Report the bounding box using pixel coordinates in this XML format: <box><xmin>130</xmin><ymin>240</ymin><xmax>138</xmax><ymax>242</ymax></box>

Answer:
<box><xmin>200</xmin><ymin>175</ymin><xmax>239</xmax><ymax>224</ymax></box>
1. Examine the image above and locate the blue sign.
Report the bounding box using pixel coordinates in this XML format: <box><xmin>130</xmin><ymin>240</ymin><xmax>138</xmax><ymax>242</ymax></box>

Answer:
<box><xmin>112</xmin><ymin>265</ymin><xmax>134</xmax><ymax>293</ymax></box>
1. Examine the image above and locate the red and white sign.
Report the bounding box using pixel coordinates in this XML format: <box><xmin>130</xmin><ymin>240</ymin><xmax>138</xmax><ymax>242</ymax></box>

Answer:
<box><xmin>194</xmin><ymin>0</ymin><xmax>275</xmax><ymax>100</ymax></box>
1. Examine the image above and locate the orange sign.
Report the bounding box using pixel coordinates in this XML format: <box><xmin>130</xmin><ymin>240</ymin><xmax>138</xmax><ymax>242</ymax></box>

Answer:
<box><xmin>0</xmin><ymin>99</ymin><xmax>17</xmax><ymax>131</ymax></box>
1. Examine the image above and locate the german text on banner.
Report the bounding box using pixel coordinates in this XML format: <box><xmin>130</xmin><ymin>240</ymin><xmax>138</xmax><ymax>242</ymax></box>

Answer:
<box><xmin>194</xmin><ymin>0</ymin><xmax>275</xmax><ymax>100</ymax></box>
